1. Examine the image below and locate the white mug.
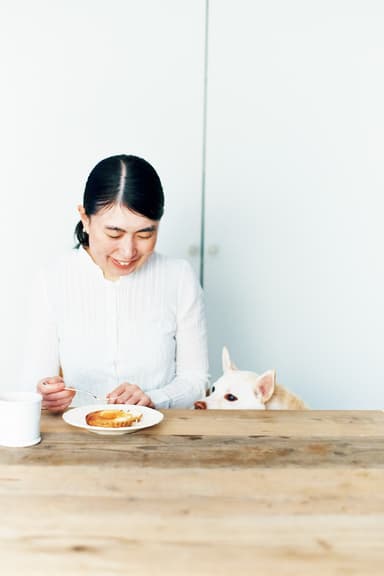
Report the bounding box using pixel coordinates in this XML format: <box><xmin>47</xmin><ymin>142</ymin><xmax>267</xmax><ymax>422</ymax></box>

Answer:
<box><xmin>0</xmin><ymin>392</ymin><xmax>42</xmax><ymax>447</ymax></box>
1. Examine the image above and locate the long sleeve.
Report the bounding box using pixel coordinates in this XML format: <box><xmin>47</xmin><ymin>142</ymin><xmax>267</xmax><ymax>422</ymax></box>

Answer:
<box><xmin>148</xmin><ymin>260</ymin><xmax>209</xmax><ymax>408</ymax></box>
<box><xmin>19</xmin><ymin>267</ymin><xmax>60</xmax><ymax>392</ymax></box>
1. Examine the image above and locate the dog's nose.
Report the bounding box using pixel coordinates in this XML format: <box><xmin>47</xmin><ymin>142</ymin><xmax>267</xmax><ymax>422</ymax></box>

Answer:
<box><xmin>194</xmin><ymin>401</ymin><xmax>207</xmax><ymax>410</ymax></box>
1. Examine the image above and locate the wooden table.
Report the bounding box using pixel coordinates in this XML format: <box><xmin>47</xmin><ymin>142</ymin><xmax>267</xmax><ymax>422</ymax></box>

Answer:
<box><xmin>1</xmin><ymin>410</ymin><xmax>384</xmax><ymax>575</ymax></box>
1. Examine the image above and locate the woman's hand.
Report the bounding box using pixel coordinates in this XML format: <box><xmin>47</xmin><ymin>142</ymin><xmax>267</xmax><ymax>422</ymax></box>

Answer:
<box><xmin>37</xmin><ymin>377</ymin><xmax>75</xmax><ymax>413</ymax></box>
<box><xmin>107</xmin><ymin>383</ymin><xmax>154</xmax><ymax>407</ymax></box>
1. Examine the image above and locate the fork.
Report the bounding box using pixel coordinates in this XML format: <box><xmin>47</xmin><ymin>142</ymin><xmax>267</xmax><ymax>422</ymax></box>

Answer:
<box><xmin>42</xmin><ymin>382</ymin><xmax>117</xmax><ymax>403</ymax></box>
<box><xmin>64</xmin><ymin>387</ymin><xmax>119</xmax><ymax>402</ymax></box>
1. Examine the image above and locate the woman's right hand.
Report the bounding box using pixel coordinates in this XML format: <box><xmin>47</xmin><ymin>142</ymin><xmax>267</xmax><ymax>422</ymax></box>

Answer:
<box><xmin>37</xmin><ymin>376</ymin><xmax>75</xmax><ymax>413</ymax></box>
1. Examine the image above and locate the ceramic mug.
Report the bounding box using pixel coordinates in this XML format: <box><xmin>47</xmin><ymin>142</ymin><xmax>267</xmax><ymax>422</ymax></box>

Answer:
<box><xmin>0</xmin><ymin>392</ymin><xmax>42</xmax><ymax>447</ymax></box>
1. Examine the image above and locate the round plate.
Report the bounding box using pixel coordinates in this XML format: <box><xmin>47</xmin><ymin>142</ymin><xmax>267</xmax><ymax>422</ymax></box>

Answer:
<box><xmin>62</xmin><ymin>404</ymin><xmax>164</xmax><ymax>435</ymax></box>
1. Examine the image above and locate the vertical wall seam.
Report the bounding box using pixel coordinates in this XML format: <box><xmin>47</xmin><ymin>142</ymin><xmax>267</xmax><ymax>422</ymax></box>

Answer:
<box><xmin>200</xmin><ymin>0</ymin><xmax>209</xmax><ymax>288</ymax></box>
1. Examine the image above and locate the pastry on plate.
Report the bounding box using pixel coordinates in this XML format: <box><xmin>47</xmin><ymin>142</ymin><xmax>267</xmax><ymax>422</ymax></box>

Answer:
<box><xmin>85</xmin><ymin>409</ymin><xmax>142</xmax><ymax>428</ymax></box>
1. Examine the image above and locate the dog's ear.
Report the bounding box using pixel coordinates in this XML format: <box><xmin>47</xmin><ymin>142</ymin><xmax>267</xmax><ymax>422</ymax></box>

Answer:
<box><xmin>255</xmin><ymin>370</ymin><xmax>276</xmax><ymax>403</ymax></box>
<box><xmin>222</xmin><ymin>346</ymin><xmax>237</xmax><ymax>372</ymax></box>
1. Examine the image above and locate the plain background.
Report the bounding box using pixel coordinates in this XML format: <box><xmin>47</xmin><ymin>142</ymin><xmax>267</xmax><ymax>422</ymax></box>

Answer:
<box><xmin>1</xmin><ymin>0</ymin><xmax>384</xmax><ymax>409</ymax></box>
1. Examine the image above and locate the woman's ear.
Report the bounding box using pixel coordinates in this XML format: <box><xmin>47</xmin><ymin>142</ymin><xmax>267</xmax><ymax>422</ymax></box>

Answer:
<box><xmin>77</xmin><ymin>205</ymin><xmax>89</xmax><ymax>234</ymax></box>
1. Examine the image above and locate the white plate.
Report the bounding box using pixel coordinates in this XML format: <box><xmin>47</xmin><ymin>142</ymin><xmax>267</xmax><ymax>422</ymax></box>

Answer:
<box><xmin>62</xmin><ymin>404</ymin><xmax>164</xmax><ymax>435</ymax></box>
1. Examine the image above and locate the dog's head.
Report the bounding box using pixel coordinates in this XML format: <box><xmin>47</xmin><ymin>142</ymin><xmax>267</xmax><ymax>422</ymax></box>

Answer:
<box><xmin>194</xmin><ymin>347</ymin><xmax>276</xmax><ymax>410</ymax></box>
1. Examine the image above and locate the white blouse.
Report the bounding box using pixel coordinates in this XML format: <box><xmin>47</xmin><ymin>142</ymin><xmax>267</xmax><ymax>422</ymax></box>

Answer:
<box><xmin>21</xmin><ymin>248</ymin><xmax>209</xmax><ymax>408</ymax></box>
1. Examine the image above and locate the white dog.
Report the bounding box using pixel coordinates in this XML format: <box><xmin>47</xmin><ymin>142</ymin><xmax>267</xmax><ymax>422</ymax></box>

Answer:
<box><xmin>194</xmin><ymin>347</ymin><xmax>307</xmax><ymax>410</ymax></box>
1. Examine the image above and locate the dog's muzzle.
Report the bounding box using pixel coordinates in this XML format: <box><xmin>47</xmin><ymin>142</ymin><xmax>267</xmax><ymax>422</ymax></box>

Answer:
<box><xmin>194</xmin><ymin>401</ymin><xmax>207</xmax><ymax>410</ymax></box>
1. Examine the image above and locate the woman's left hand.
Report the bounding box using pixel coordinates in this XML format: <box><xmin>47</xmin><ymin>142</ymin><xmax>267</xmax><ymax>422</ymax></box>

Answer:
<box><xmin>107</xmin><ymin>383</ymin><xmax>154</xmax><ymax>407</ymax></box>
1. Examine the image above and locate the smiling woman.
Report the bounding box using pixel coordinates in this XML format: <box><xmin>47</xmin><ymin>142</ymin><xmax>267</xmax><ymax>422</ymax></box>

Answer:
<box><xmin>21</xmin><ymin>155</ymin><xmax>209</xmax><ymax>413</ymax></box>
<box><xmin>78</xmin><ymin>204</ymin><xmax>159</xmax><ymax>280</ymax></box>
<box><xmin>74</xmin><ymin>155</ymin><xmax>163</xmax><ymax>280</ymax></box>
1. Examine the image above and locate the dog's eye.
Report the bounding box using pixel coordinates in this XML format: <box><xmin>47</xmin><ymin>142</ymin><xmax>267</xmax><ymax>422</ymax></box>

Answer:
<box><xmin>211</xmin><ymin>385</ymin><xmax>215</xmax><ymax>393</ymax></box>
<box><xmin>224</xmin><ymin>393</ymin><xmax>238</xmax><ymax>402</ymax></box>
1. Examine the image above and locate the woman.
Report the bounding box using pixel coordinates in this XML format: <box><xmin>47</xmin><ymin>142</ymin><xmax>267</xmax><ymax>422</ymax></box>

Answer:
<box><xmin>23</xmin><ymin>154</ymin><xmax>209</xmax><ymax>412</ymax></box>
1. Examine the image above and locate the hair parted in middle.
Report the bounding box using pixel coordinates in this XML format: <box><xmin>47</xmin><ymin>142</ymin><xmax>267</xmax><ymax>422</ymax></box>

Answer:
<box><xmin>74</xmin><ymin>154</ymin><xmax>164</xmax><ymax>247</ymax></box>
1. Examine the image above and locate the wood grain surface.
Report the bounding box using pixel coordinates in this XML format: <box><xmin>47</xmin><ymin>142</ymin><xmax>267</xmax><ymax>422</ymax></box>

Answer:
<box><xmin>1</xmin><ymin>409</ymin><xmax>384</xmax><ymax>575</ymax></box>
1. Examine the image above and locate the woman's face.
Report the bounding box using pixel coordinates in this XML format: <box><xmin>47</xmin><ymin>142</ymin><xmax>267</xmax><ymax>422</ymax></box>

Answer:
<box><xmin>79</xmin><ymin>203</ymin><xmax>159</xmax><ymax>280</ymax></box>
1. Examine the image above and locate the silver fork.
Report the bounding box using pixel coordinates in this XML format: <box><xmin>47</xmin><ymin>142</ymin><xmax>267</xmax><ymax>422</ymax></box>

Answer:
<box><xmin>64</xmin><ymin>387</ymin><xmax>118</xmax><ymax>402</ymax></box>
<box><xmin>41</xmin><ymin>382</ymin><xmax>117</xmax><ymax>403</ymax></box>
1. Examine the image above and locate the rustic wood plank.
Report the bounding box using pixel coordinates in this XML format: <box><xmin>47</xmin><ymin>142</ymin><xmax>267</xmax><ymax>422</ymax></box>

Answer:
<box><xmin>1</xmin><ymin>434</ymin><xmax>384</xmax><ymax>468</ymax></box>
<box><xmin>1</xmin><ymin>467</ymin><xmax>384</xmax><ymax>514</ymax></box>
<box><xmin>1</xmin><ymin>511</ymin><xmax>383</xmax><ymax>576</ymax></box>
<box><xmin>146</xmin><ymin>409</ymin><xmax>384</xmax><ymax>437</ymax></box>
<box><xmin>41</xmin><ymin>409</ymin><xmax>384</xmax><ymax>438</ymax></box>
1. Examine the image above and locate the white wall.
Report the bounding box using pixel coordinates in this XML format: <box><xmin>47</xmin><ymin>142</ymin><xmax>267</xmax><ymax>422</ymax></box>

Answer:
<box><xmin>0</xmin><ymin>0</ymin><xmax>205</xmax><ymax>391</ymax></box>
<box><xmin>205</xmin><ymin>0</ymin><xmax>384</xmax><ymax>408</ymax></box>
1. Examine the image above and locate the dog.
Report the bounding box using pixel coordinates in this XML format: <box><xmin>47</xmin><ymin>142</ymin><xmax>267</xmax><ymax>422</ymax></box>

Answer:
<box><xmin>194</xmin><ymin>347</ymin><xmax>307</xmax><ymax>410</ymax></box>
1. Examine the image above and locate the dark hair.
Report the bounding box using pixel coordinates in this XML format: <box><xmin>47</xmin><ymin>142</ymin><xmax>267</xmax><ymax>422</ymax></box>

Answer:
<box><xmin>75</xmin><ymin>154</ymin><xmax>164</xmax><ymax>247</ymax></box>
